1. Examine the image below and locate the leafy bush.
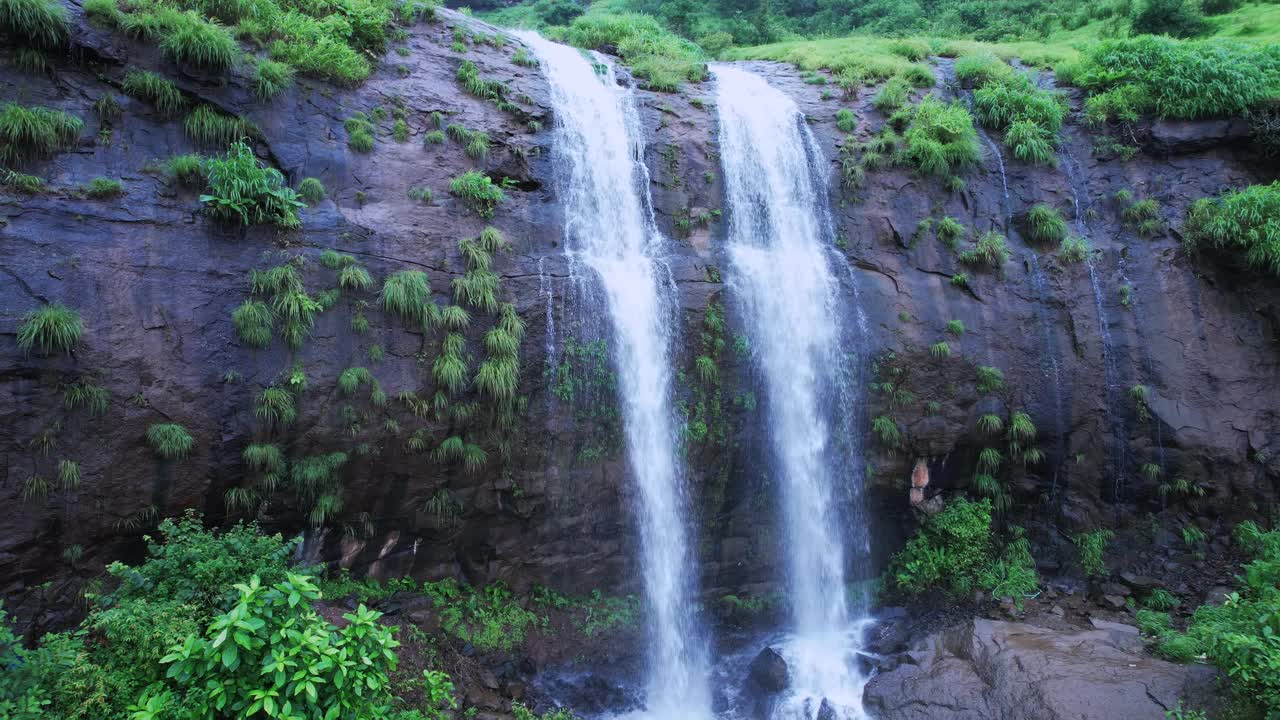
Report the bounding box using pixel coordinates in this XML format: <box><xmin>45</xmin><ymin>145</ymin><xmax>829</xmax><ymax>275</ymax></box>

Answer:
<box><xmin>1</xmin><ymin>168</ymin><xmax>42</xmax><ymax>192</ymax></box>
<box><xmin>1063</xmin><ymin>37</ymin><xmax>1280</xmax><ymax>121</ymax></box>
<box><xmin>1130</xmin><ymin>0</ymin><xmax>1207</xmax><ymax>38</ymax></box>
<box><xmin>423</xmin><ymin>579</ymin><xmax>541</xmax><ymax>651</ymax></box>
<box><xmin>346</xmin><ymin>112</ymin><xmax>375</xmax><ymax>152</ymax></box>
<box><xmin>1183</xmin><ymin>181</ymin><xmax>1280</xmax><ymax>276</ymax></box>
<box><xmin>1060</xmin><ymin>234</ymin><xmax>1091</xmax><ymax>262</ymax></box>
<box><xmin>133</xmin><ymin>574</ymin><xmax>400</xmax><ymax>720</ymax></box>
<box><xmin>887</xmin><ymin>497</ymin><xmax>1037</xmax><ymax>604</ymax></box>
<box><xmin>17</xmin><ymin>303</ymin><xmax>82</xmax><ymax>356</ymax></box>
<box><xmin>898</xmin><ymin>97</ymin><xmax>981</xmax><ymax>177</ymax></box>
<box><xmin>973</xmin><ymin>73</ymin><xmax>1064</xmax><ymax>166</ymax></box>
<box><xmin>0</xmin><ymin>102</ymin><xmax>82</xmax><ymax>166</ymax></box>
<box><xmin>1073</xmin><ymin>529</ymin><xmax>1113</xmax><ymax>578</ymax></box>
<box><xmin>165</xmin><ymin>153</ymin><xmax>205</xmax><ymax>185</ymax></box>
<box><xmin>106</xmin><ymin>511</ymin><xmax>298</xmax><ymax>613</ymax></box>
<box><xmin>450</xmin><ymin>171</ymin><xmax>505</xmax><ymax>218</ymax></box>
<box><xmin>1143</xmin><ymin>521</ymin><xmax>1280</xmax><ymax>715</ymax></box>
<box><xmin>199</xmin><ymin>141</ymin><xmax>303</xmax><ymax>227</ymax></box>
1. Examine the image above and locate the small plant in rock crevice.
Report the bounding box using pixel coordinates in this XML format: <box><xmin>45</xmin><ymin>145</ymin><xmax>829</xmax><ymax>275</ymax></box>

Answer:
<box><xmin>17</xmin><ymin>303</ymin><xmax>82</xmax><ymax>356</ymax></box>
<box><xmin>146</xmin><ymin>422</ymin><xmax>194</xmax><ymax>460</ymax></box>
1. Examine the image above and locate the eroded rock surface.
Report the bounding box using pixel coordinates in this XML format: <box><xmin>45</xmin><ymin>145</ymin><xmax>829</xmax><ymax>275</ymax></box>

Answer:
<box><xmin>863</xmin><ymin>619</ymin><xmax>1218</xmax><ymax>720</ymax></box>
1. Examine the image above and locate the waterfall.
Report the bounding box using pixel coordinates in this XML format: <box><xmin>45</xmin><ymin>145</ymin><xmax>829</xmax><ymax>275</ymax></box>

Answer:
<box><xmin>713</xmin><ymin>65</ymin><xmax>869</xmax><ymax>720</ymax></box>
<box><xmin>518</xmin><ymin>33</ymin><xmax>712</xmax><ymax>719</ymax></box>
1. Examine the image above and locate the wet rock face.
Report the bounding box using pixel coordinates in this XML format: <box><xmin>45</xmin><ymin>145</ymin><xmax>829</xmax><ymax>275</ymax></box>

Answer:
<box><xmin>2</xmin><ymin>14</ymin><xmax>1278</xmax><ymax>632</ymax></box>
<box><xmin>863</xmin><ymin>619</ymin><xmax>1220</xmax><ymax>720</ymax></box>
<box><xmin>747</xmin><ymin>646</ymin><xmax>791</xmax><ymax>694</ymax></box>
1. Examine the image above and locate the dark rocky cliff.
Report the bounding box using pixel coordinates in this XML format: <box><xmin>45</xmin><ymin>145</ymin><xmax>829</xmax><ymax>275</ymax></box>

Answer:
<box><xmin>2</xmin><ymin>6</ymin><xmax>1276</xmax><ymax>634</ymax></box>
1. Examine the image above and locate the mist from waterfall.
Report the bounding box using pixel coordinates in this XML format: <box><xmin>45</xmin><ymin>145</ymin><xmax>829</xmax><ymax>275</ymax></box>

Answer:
<box><xmin>518</xmin><ymin>32</ymin><xmax>712</xmax><ymax>720</ymax></box>
<box><xmin>712</xmin><ymin>64</ymin><xmax>870</xmax><ymax>720</ymax></box>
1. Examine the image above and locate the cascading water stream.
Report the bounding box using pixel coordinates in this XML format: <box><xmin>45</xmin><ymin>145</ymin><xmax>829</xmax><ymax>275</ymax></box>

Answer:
<box><xmin>713</xmin><ymin>64</ymin><xmax>869</xmax><ymax>720</ymax></box>
<box><xmin>519</xmin><ymin>33</ymin><xmax>711</xmax><ymax>720</ymax></box>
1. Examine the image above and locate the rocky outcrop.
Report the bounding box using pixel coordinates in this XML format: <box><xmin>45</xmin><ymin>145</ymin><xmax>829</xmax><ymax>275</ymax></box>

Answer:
<box><xmin>863</xmin><ymin>619</ymin><xmax>1218</xmax><ymax>719</ymax></box>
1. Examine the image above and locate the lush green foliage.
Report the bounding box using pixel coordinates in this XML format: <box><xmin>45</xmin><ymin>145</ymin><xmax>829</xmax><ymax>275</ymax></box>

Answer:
<box><xmin>17</xmin><ymin>303</ymin><xmax>82</xmax><ymax>356</ymax></box>
<box><xmin>252</xmin><ymin>58</ymin><xmax>294</xmax><ymax>101</ymax></box>
<box><xmin>1184</xmin><ymin>181</ymin><xmax>1280</xmax><ymax>276</ymax></box>
<box><xmin>896</xmin><ymin>96</ymin><xmax>981</xmax><ymax>177</ymax></box>
<box><xmin>886</xmin><ymin>497</ymin><xmax>1037</xmax><ymax>604</ymax></box>
<box><xmin>1073</xmin><ymin>528</ymin><xmax>1113</xmax><ymax>577</ymax></box>
<box><xmin>200</xmin><ymin>141</ymin><xmax>304</xmax><ymax>228</ymax></box>
<box><xmin>382</xmin><ymin>269</ymin><xmax>434</xmax><ymax>326</ymax></box>
<box><xmin>1142</xmin><ymin>521</ymin><xmax>1280</xmax><ymax>715</ymax></box>
<box><xmin>146</xmin><ymin>422</ymin><xmax>194</xmax><ymax>459</ymax></box>
<box><xmin>958</xmin><ymin>231</ymin><xmax>1010</xmax><ymax>269</ymax></box>
<box><xmin>133</xmin><ymin>573</ymin><xmax>400</xmax><ymax>720</ymax></box>
<box><xmin>450</xmin><ymin>171</ymin><xmax>506</xmax><ymax>218</ymax></box>
<box><xmin>122</xmin><ymin>70</ymin><xmax>185</xmax><ymax>116</ymax></box>
<box><xmin>0</xmin><ymin>102</ymin><xmax>82</xmax><ymax>166</ymax></box>
<box><xmin>184</xmin><ymin>105</ymin><xmax>255</xmax><ymax>147</ymax></box>
<box><xmin>551</xmin><ymin>13</ymin><xmax>706</xmax><ymax>91</ymax></box>
<box><xmin>298</xmin><ymin>177</ymin><xmax>325</xmax><ymax>203</ymax></box>
<box><xmin>1064</xmin><ymin>36</ymin><xmax>1280</xmax><ymax>122</ymax></box>
<box><xmin>0</xmin><ymin>0</ymin><xmax>67</xmax><ymax>48</ymax></box>
<box><xmin>1025</xmin><ymin>202</ymin><xmax>1067</xmax><ymax>244</ymax></box>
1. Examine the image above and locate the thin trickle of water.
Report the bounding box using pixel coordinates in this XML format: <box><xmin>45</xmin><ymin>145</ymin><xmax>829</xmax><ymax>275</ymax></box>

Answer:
<box><xmin>713</xmin><ymin>65</ymin><xmax>869</xmax><ymax>720</ymax></box>
<box><xmin>538</xmin><ymin>257</ymin><xmax>556</xmax><ymax>370</ymax></box>
<box><xmin>519</xmin><ymin>33</ymin><xmax>711</xmax><ymax>720</ymax></box>
<box><xmin>961</xmin><ymin>90</ymin><xmax>1012</xmax><ymax>230</ymax></box>
<box><xmin>1061</xmin><ymin>153</ymin><xmax>1128</xmax><ymax>500</ymax></box>
<box><xmin>1117</xmin><ymin>254</ymin><xmax>1167</xmax><ymax>474</ymax></box>
<box><xmin>1024</xmin><ymin>253</ymin><xmax>1068</xmax><ymax>498</ymax></box>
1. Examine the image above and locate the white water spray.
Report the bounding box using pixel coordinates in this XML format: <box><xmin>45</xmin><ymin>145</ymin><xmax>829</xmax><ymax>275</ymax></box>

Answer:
<box><xmin>713</xmin><ymin>65</ymin><xmax>869</xmax><ymax>720</ymax></box>
<box><xmin>519</xmin><ymin>33</ymin><xmax>711</xmax><ymax>720</ymax></box>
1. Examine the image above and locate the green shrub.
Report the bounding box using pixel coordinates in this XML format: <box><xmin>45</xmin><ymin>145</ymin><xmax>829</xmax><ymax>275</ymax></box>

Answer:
<box><xmin>146</xmin><ymin>422</ymin><xmax>194</xmax><ymax>459</ymax></box>
<box><xmin>973</xmin><ymin>74</ymin><xmax>1063</xmax><ymax>166</ymax></box>
<box><xmin>0</xmin><ymin>0</ymin><xmax>67</xmax><ymax>48</ymax></box>
<box><xmin>1</xmin><ymin>168</ymin><xmax>42</xmax><ymax>192</ymax></box>
<box><xmin>1025</xmin><ymin>203</ymin><xmax>1067</xmax><ymax>244</ymax></box>
<box><xmin>157</xmin><ymin>9</ymin><xmax>240</xmax><ymax>69</ymax></box>
<box><xmin>1147</xmin><ymin>521</ymin><xmax>1280</xmax><ymax>713</ymax></box>
<box><xmin>199</xmin><ymin>141</ymin><xmax>303</xmax><ymax>227</ymax></box>
<box><xmin>1183</xmin><ymin>182</ymin><xmax>1280</xmax><ymax>276</ymax></box>
<box><xmin>422</xmin><ymin>578</ymin><xmax>541</xmax><ymax>651</ymax></box>
<box><xmin>17</xmin><ymin>302</ymin><xmax>82</xmax><ymax>356</ymax></box>
<box><xmin>382</xmin><ymin>269</ymin><xmax>433</xmax><ymax>325</ymax></box>
<box><xmin>134</xmin><ymin>574</ymin><xmax>400</xmax><ymax>720</ymax></box>
<box><xmin>958</xmin><ymin>231</ymin><xmax>1009</xmax><ymax>269</ymax></box>
<box><xmin>1131</xmin><ymin>0</ymin><xmax>1207</xmax><ymax>38</ymax></box>
<box><xmin>902</xmin><ymin>63</ymin><xmax>935</xmax><ymax>88</ymax></box>
<box><xmin>898</xmin><ymin>97</ymin><xmax>981</xmax><ymax>177</ymax></box>
<box><xmin>346</xmin><ymin>111</ymin><xmax>376</xmax><ymax>152</ymax></box>
<box><xmin>450</xmin><ymin>171</ymin><xmax>505</xmax><ymax>218</ymax></box>
<box><xmin>232</xmin><ymin>299</ymin><xmax>272</xmax><ymax>347</ymax></box>
<box><xmin>1065</xmin><ymin>37</ymin><xmax>1278</xmax><ymax>121</ymax></box>
<box><xmin>872</xmin><ymin>76</ymin><xmax>910</xmax><ymax>111</ymax></box>
<box><xmin>1073</xmin><ymin>529</ymin><xmax>1114</xmax><ymax>578</ymax></box>
<box><xmin>887</xmin><ymin>497</ymin><xmax>1036</xmax><ymax>604</ymax></box>
<box><xmin>166</xmin><ymin>153</ymin><xmax>206</xmax><ymax>185</ymax></box>
<box><xmin>122</xmin><ymin>69</ymin><xmax>185</xmax><ymax>116</ymax></box>
<box><xmin>256</xmin><ymin>386</ymin><xmax>296</xmax><ymax>426</ymax></box>
<box><xmin>251</xmin><ymin>58</ymin><xmax>293</xmax><ymax>101</ymax></box>
<box><xmin>976</xmin><ymin>365</ymin><xmax>1003</xmax><ymax>392</ymax></box>
<box><xmin>1060</xmin><ymin>234</ymin><xmax>1091</xmax><ymax>262</ymax></box>
<box><xmin>0</xmin><ymin>102</ymin><xmax>82</xmax><ymax>166</ymax></box>
<box><xmin>83</xmin><ymin>0</ymin><xmax>120</xmax><ymax>24</ymax></box>
<box><xmin>298</xmin><ymin>176</ymin><xmax>325</xmax><ymax>203</ymax></box>
<box><xmin>83</xmin><ymin>176</ymin><xmax>125</xmax><ymax>199</ymax></box>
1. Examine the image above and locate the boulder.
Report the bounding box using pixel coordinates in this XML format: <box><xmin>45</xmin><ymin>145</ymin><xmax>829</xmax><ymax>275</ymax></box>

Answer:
<box><xmin>863</xmin><ymin>619</ymin><xmax>1217</xmax><ymax>720</ymax></box>
<box><xmin>747</xmin><ymin>647</ymin><xmax>791</xmax><ymax>694</ymax></box>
